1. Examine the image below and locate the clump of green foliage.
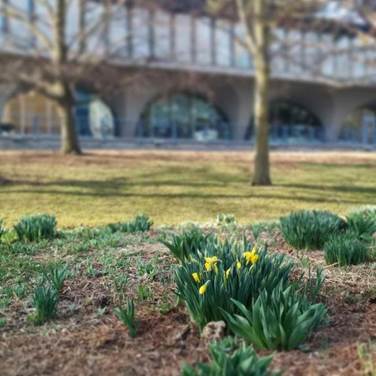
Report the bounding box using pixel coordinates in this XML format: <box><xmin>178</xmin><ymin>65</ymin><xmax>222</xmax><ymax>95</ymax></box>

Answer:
<box><xmin>31</xmin><ymin>285</ymin><xmax>59</xmax><ymax>325</ymax></box>
<box><xmin>114</xmin><ymin>299</ymin><xmax>138</xmax><ymax>337</ymax></box>
<box><xmin>161</xmin><ymin>226</ymin><xmax>217</xmax><ymax>263</ymax></box>
<box><xmin>43</xmin><ymin>263</ymin><xmax>70</xmax><ymax>292</ymax></box>
<box><xmin>346</xmin><ymin>207</ymin><xmax>376</xmax><ymax>240</ymax></box>
<box><xmin>107</xmin><ymin>214</ymin><xmax>152</xmax><ymax>233</ymax></box>
<box><xmin>225</xmin><ymin>283</ymin><xmax>327</xmax><ymax>350</ymax></box>
<box><xmin>175</xmin><ymin>232</ymin><xmax>326</xmax><ymax>351</ymax></box>
<box><xmin>14</xmin><ymin>214</ymin><xmax>57</xmax><ymax>242</ymax></box>
<box><xmin>216</xmin><ymin>213</ymin><xmax>238</xmax><ymax>230</ymax></box>
<box><xmin>280</xmin><ymin>210</ymin><xmax>346</xmax><ymax>250</ymax></box>
<box><xmin>175</xmin><ymin>239</ymin><xmax>294</xmax><ymax>330</ymax></box>
<box><xmin>324</xmin><ymin>232</ymin><xmax>369</xmax><ymax>266</ymax></box>
<box><xmin>181</xmin><ymin>337</ymin><xmax>275</xmax><ymax>376</ymax></box>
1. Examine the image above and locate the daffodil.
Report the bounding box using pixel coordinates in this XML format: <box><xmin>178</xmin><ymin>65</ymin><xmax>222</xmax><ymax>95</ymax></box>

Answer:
<box><xmin>250</xmin><ymin>253</ymin><xmax>259</xmax><ymax>264</ymax></box>
<box><xmin>225</xmin><ymin>268</ymin><xmax>231</xmax><ymax>279</ymax></box>
<box><xmin>199</xmin><ymin>282</ymin><xmax>209</xmax><ymax>295</ymax></box>
<box><xmin>192</xmin><ymin>272</ymin><xmax>200</xmax><ymax>283</ymax></box>
<box><xmin>204</xmin><ymin>256</ymin><xmax>219</xmax><ymax>272</ymax></box>
<box><xmin>236</xmin><ymin>260</ymin><xmax>242</xmax><ymax>270</ymax></box>
<box><xmin>243</xmin><ymin>247</ymin><xmax>259</xmax><ymax>265</ymax></box>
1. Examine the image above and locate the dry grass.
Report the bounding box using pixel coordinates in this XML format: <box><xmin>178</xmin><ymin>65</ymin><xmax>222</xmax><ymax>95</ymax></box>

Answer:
<box><xmin>0</xmin><ymin>150</ymin><xmax>375</xmax><ymax>227</ymax></box>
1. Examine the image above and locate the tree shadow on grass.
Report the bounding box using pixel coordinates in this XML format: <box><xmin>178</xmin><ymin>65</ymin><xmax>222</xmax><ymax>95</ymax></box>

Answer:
<box><xmin>278</xmin><ymin>183</ymin><xmax>376</xmax><ymax>196</ymax></box>
<box><xmin>3</xmin><ymin>173</ymin><xmax>376</xmax><ymax>200</ymax></box>
<box><xmin>0</xmin><ymin>186</ymin><xmax>366</xmax><ymax>205</ymax></box>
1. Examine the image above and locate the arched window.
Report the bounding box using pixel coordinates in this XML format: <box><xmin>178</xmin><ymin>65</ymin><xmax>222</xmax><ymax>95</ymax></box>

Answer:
<box><xmin>2</xmin><ymin>91</ymin><xmax>61</xmax><ymax>135</ymax></box>
<box><xmin>75</xmin><ymin>90</ymin><xmax>115</xmax><ymax>138</ymax></box>
<box><xmin>138</xmin><ymin>93</ymin><xmax>231</xmax><ymax>141</ymax></box>
<box><xmin>245</xmin><ymin>100</ymin><xmax>323</xmax><ymax>142</ymax></box>
<box><xmin>339</xmin><ymin>107</ymin><xmax>376</xmax><ymax>145</ymax></box>
<box><xmin>2</xmin><ymin>90</ymin><xmax>115</xmax><ymax>138</ymax></box>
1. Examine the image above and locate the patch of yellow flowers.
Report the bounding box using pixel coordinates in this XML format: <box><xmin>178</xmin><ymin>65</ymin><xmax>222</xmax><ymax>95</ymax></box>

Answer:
<box><xmin>192</xmin><ymin>248</ymin><xmax>260</xmax><ymax>296</ymax></box>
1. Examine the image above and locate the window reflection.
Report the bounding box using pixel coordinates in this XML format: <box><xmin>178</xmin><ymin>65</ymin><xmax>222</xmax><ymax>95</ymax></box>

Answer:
<box><xmin>246</xmin><ymin>100</ymin><xmax>323</xmax><ymax>142</ymax></box>
<box><xmin>340</xmin><ymin>107</ymin><xmax>376</xmax><ymax>144</ymax></box>
<box><xmin>138</xmin><ymin>93</ymin><xmax>230</xmax><ymax>141</ymax></box>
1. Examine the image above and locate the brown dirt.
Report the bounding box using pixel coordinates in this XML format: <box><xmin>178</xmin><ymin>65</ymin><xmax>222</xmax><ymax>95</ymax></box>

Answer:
<box><xmin>1</xmin><ymin>230</ymin><xmax>375</xmax><ymax>375</ymax></box>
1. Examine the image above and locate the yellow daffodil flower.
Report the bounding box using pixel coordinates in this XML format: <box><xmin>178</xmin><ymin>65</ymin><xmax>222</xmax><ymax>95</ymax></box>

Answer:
<box><xmin>192</xmin><ymin>272</ymin><xmax>200</xmax><ymax>283</ymax></box>
<box><xmin>236</xmin><ymin>261</ymin><xmax>241</xmax><ymax>270</ymax></box>
<box><xmin>199</xmin><ymin>282</ymin><xmax>208</xmax><ymax>295</ymax></box>
<box><xmin>243</xmin><ymin>248</ymin><xmax>259</xmax><ymax>265</ymax></box>
<box><xmin>204</xmin><ymin>256</ymin><xmax>219</xmax><ymax>272</ymax></box>
<box><xmin>251</xmin><ymin>253</ymin><xmax>259</xmax><ymax>264</ymax></box>
<box><xmin>225</xmin><ymin>268</ymin><xmax>231</xmax><ymax>279</ymax></box>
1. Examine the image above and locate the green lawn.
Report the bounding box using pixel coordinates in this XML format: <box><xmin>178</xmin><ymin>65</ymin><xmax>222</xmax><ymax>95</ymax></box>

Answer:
<box><xmin>0</xmin><ymin>150</ymin><xmax>375</xmax><ymax>228</ymax></box>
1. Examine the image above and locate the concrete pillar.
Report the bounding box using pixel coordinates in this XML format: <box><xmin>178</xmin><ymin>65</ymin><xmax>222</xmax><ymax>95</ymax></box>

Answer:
<box><xmin>212</xmin><ymin>79</ymin><xmax>253</xmax><ymax>141</ymax></box>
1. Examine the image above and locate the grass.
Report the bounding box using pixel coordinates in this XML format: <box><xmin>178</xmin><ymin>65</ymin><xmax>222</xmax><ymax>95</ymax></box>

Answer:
<box><xmin>0</xmin><ymin>150</ymin><xmax>375</xmax><ymax>227</ymax></box>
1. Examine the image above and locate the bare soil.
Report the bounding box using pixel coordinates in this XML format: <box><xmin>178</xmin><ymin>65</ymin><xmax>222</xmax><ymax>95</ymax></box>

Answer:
<box><xmin>1</xmin><ymin>228</ymin><xmax>375</xmax><ymax>376</ymax></box>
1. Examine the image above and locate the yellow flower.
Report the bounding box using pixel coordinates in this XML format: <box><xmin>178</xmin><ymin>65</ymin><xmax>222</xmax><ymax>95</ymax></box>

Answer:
<box><xmin>225</xmin><ymin>268</ymin><xmax>231</xmax><ymax>279</ymax></box>
<box><xmin>243</xmin><ymin>248</ymin><xmax>259</xmax><ymax>265</ymax></box>
<box><xmin>236</xmin><ymin>261</ymin><xmax>242</xmax><ymax>270</ymax></box>
<box><xmin>204</xmin><ymin>256</ymin><xmax>219</xmax><ymax>272</ymax></box>
<box><xmin>192</xmin><ymin>272</ymin><xmax>200</xmax><ymax>283</ymax></box>
<box><xmin>250</xmin><ymin>253</ymin><xmax>259</xmax><ymax>264</ymax></box>
<box><xmin>199</xmin><ymin>283</ymin><xmax>208</xmax><ymax>295</ymax></box>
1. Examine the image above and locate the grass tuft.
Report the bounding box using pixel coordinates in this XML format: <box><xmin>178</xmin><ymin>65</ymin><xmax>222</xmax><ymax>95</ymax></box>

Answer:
<box><xmin>14</xmin><ymin>214</ymin><xmax>57</xmax><ymax>242</ymax></box>
<box><xmin>324</xmin><ymin>232</ymin><xmax>369</xmax><ymax>266</ymax></box>
<box><xmin>114</xmin><ymin>299</ymin><xmax>138</xmax><ymax>337</ymax></box>
<box><xmin>107</xmin><ymin>214</ymin><xmax>152</xmax><ymax>233</ymax></box>
<box><xmin>281</xmin><ymin>210</ymin><xmax>346</xmax><ymax>250</ymax></box>
<box><xmin>31</xmin><ymin>285</ymin><xmax>59</xmax><ymax>325</ymax></box>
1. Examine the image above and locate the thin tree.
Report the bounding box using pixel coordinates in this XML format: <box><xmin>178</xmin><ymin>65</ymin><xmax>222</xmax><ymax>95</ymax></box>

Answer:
<box><xmin>0</xmin><ymin>0</ymin><xmax>136</xmax><ymax>154</ymax></box>
<box><xmin>208</xmin><ymin>0</ymin><xmax>329</xmax><ymax>185</ymax></box>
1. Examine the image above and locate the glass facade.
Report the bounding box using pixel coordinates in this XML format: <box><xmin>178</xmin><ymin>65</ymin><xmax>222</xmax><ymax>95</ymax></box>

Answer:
<box><xmin>0</xmin><ymin>1</ymin><xmax>375</xmax><ymax>144</ymax></box>
<box><xmin>339</xmin><ymin>108</ymin><xmax>376</xmax><ymax>144</ymax></box>
<box><xmin>1</xmin><ymin>1</ymin><xmax>375</xmax><ymax>82</ymax></box>
<box><xmin>1</xmin><ymin>90</ymin><xmax>114</xmax><ymax>137</ymax></box>
<box><xmin>138</xmin><ymin>93</ymin><xmax>230</xmax><ymax>141</ymax></box>
<box><xmin>246</xmin><ymin>101</ymin><xmax>323</xmax><ymax>142</ymax></box>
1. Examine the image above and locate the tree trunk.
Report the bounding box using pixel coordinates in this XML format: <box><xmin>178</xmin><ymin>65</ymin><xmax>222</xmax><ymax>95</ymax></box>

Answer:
<box><xmin>57</xmin><ymin>91</ymin><xmax>81</xmax><ymax>155</ymax></box>
<box><xmin>251</xmin><ymin>0</ymin><xmax>272</xmax><ymax>186</ymax></box>
<box><xmin>52</xmin><ymin>1</ymin><xmax>81</xmax><ymax>155</ymax></box>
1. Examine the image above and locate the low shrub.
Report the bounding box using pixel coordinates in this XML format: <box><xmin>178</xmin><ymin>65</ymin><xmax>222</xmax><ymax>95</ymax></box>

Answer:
<box><xmin>31</xmin><ymin>285</ymin><xmax>59</xmax><ymax>325</ymax></box>
<box><xmin>114</xmin><ymin>299</ymin><xmax>138</xmax><ymax>337</ymax></box>
<box><xmin>347</xmin><ymin>207</ymin><xmax>376</xmax><ymax>240</ymax></box>
<box><xmin>225</xmin><ymin>283</ymin><xmax>327</xmax><ymax>350</ymax></box>
<box><xmin>324</xmin><ymin>232</ymin><xmax>369</xmax><ymax>266</ymax></box>
<box><xmin>107</xmin><ymin>214</ymin><xmax>152</xmax><ymax>233</ymax></box>
<box><xmin>175</xmin><ymin>240</ymin><xmax>293</xmax><ymax>330</ymax></box>
<box><xmin>280</xmin><ymin>210</ymin><xmax>346</xmax><ymax>250</ymax></box>
<box><xmin>14</xmin><ymin>214</ymin><xmax>57</xmax><ymax>242</ymax></box>
<box><xmin>161</xmin><ymin>226</ymin><xmax>217</xmax><ymax>263</ymax></box>
<box><xmin>181</xmin><ymin>337</ymin><xmax>275</xmax><ymax>376</ymax></box>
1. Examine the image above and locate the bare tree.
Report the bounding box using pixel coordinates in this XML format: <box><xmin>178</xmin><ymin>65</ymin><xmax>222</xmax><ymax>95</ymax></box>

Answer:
<box><xmin>207</xmin><ymin>0</ymin><xmax>344</xmax><ymax>185</ymax></box>
<box><xmin>0</xmin><ymin>0</ymin><xmax>145</xmax><ymax>154</ymax></box>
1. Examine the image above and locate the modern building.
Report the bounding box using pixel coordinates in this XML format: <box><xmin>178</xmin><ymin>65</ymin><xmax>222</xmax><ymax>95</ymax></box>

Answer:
<box><xmin>0</xmin><ymin>0</ymin><xmax>376</xmax><ymax>146</ymax></box>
